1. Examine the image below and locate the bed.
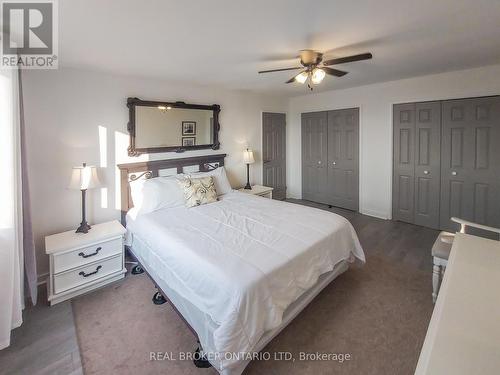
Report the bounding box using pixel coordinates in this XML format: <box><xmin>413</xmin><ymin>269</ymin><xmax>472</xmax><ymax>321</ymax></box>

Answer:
<box><xmin>118</xmin><ymin>155</ymin><xmax>365</xmax><ymax>374</ymax></box>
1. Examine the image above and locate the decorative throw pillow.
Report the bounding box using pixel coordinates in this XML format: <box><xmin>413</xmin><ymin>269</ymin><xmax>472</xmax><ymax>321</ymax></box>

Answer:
<box><xmin>178</xmin><ymin>176</ymin><xmax>218</xmax><ymax>208</ymax></box>
<box><xmin>189</xmin><ymin>166</ymin><xmax>232</xmax><ymax>196</ymax></box>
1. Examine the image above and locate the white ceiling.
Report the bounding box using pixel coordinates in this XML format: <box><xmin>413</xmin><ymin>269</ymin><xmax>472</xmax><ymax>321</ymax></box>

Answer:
<box><xmin>59</xmin><ymin>0</ymin><xmax>500</xmax><ymax>96</ymax></box>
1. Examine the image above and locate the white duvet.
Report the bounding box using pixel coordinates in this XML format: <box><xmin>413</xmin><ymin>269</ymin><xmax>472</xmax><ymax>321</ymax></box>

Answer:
<box><xmin>127</xmin><ymin>191</ymin><xmax>365</xmax><ymax>371</ymax></box>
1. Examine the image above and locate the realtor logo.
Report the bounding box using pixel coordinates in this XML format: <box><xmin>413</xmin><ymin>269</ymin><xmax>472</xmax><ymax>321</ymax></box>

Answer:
<box><xmin>1</xmin><ymin>0</ymin><xmax>58</xmax><ymax>68</ymax></box>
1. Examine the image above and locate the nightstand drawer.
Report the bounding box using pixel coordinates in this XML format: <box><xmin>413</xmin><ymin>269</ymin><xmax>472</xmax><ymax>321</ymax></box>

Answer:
<box><xmin>53</xmin><ymin>255</ymin><xmax>123</xmax><ymax>294</ymax></box>
<box><xmin>53</xmin><ymin>237</ymin><xmax>122</xmax><ymax>273</ymax></box>
<box><xmin>256</xmin><ymin>191</ymin><xmax>272</xmax><ymax>199</ymax></box>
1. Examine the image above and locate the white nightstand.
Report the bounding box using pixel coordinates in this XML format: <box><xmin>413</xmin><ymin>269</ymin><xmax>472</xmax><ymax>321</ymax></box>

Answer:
<box><xmin>238</xmin><ymin>185</ymin><xmax>274</xmax><ymax>199</ymax></box>
<box><xmin>45</xmin><ymin>220</ymin><xmax>127</xmax><ymax>305</ymax></box>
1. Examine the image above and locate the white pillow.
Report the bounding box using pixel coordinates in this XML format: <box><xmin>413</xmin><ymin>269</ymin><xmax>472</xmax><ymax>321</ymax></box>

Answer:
<box><xmin>130</xmin><ymin>178</ymin><xmax>146</xmax><ymax>211</ymax></box>
<box><xmin>130</xmin><ymin>175</ymin><xmax>185</xmax><ymax>214</ymax></box>
<box><xmin>189</xmin><ymin>166</ymin><xmax>232</xmax><ymax>195</ymax></box>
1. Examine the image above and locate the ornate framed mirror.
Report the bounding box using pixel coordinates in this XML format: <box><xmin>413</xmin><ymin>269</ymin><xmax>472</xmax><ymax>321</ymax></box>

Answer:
<box><xmin>127</xmin><ymin>97</ymin><xmax>220</xmax><ymax>156</ymax></box>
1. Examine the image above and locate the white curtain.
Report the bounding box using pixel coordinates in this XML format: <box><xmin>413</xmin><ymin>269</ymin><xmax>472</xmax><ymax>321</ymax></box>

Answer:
<box><xmin>0</xmin><ymin>66</ymin><xmax>24</xmax><ymax>350</ymax></box>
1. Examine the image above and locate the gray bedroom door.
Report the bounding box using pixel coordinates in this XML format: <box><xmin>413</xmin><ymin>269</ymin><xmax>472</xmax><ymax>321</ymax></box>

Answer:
<box><xmin>440</xmin><ymin>96</ymin><xmax>500</xmax><ymax>232</ymax></box>
<box><xmin>393</xmin><ymin>102</ymin><xmax>441</xmax><ymax>228</ymax></box>
<box><xmin>302</xmin><ymin>111</ymin><xmax>328</xmax><ymax>204</ymax></box>
<box><xmin>262</xmin><ymin>112</ymin><xmax>287</xmax><ymax>200</ymax></box>
<box><xmin>327</xmin><ymin>108</ymin><xmax>359</xmax><ymax>210</ymax></box>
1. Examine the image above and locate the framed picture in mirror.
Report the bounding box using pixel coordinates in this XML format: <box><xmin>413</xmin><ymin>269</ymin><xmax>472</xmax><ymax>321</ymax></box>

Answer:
<box><xmin>182</xmin><ymin>121</ymin><xmax>196</xmax><ymax>135</ymax></box>
<box><xmin>182</xmin><ymin>137</ymin><xmax>196</xmax><ymax>146</ymax></box>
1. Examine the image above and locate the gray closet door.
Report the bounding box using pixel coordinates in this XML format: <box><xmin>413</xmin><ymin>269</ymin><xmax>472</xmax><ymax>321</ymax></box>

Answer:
<box><xmin>440</xmin><ymin>97</ymin><xmax>500</xmax><ymax>231</ymax></box>
<box><xmin>393</xmin><ymin>103</ymin><xmax>416</xmax><ymax>223</ymax></box>
<box><xmin>414</xmin><ymin>102</ymin><xmax>441</xmax><ymax>229</ymax></box>
<box><xmin>262</xmin><ymin>112</ymin><xmax>286</xmax><ymax>200</ymax></box>
<box><xmin>393</xmin><ymin>102</ymin><xmax>441</xmax><ymax>228</ymax></box>
<box><xmin>302</xmin><ymin>112</ymin><xmax>328</xmax><ymax>203</ymax></box>
<box><xmin>327</xmin><ymin>108</ymin><xmax>359</xmax><ymax>210</ymax></box>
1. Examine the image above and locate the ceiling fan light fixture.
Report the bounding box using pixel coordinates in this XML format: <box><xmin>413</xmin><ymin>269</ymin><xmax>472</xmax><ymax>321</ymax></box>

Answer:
<box><xmin>258</xmin><ymin>50</ymin><xmax>372</xmax><ymax>90</ymax></box>
<box><xmin>158</xmin><ymin>105</ymin><xmax>172</xmax><ymax>113</ymax></box>
<box><xmin>311</xmin><ymin>68</ymin><xmax>326</xmax><ymax>84</ymax></box>
<box><xmin>295</xmin><ymin>71</ymin><xmax>308</xmax><ymax>84</ymax></box>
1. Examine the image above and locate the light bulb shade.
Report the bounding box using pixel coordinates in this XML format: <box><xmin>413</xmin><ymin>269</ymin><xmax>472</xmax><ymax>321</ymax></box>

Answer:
<box><xmin>243</xmin><ymin>149</ymin><xmax>255</xmax><ymax>164</ymax></box>
<box><xmin>157</xmin><ymin>105</ymin><xmax>172</xmax><ymax>113</ymax></box>
<box><xmin>311</xmin><ymin>68</ymin><xmax>326</xmax><ymax>84</ymax></box>
<box><xmin>295</xmin><ymin>71</ymin><xmax>308</xmax><ymax>84</ymax></box>
<box><xmin>69</xmin><ymin>164</ymin><xmax>100</xmax><ymax>190</ymax></box>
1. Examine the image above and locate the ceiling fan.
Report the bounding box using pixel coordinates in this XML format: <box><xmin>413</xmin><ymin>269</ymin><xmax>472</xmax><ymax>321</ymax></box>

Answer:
<box><xmin>258</xmin><ymin>50</ymin><xmax>372</xmax><ymax>90</ymax></box>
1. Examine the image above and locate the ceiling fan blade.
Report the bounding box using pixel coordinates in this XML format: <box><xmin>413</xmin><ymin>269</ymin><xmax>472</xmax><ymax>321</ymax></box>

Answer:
<box><xmin>323</xmin><ymin>52</ymin><xmax>372</xmax><ymax>66</ymax></box>
<box><xmin>258</xmin><ymin>67</ymin><xmax>302</xmax><ymax>74</ymax></box>
<box><xmin>322</xmin><ymin>67</ymin><xmax>348</xmax><ymax>77</ymax></box>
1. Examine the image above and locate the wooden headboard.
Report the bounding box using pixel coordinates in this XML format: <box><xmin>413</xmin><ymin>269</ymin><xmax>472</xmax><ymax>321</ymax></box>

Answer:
<box><xmin>117</xmin><ymin>153</ymin><xmax>227</xmax><ymax>225</ymax></box>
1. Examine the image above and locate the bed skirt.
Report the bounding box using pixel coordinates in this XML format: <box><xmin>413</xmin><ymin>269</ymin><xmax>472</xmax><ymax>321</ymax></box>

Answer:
<box><xmin>128</xmin><ymin>233</ymin><xmax>350</xmax><ymax>374</ymax></box>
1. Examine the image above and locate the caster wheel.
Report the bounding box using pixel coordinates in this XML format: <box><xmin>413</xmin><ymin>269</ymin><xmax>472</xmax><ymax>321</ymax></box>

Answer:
<box><xmin>152</xmin><ymin>291</ymin><xmax>166</xmax><ymax>305</ymax></box>
<box><xmin>131</xmin><ymin>265</ymin><xmax>144</xmax><ymax>275</ymax></box>
<box><xmin>193</xmin><ymin>346</ymin><xmax>212</xmax><ymax>368</ymax></box>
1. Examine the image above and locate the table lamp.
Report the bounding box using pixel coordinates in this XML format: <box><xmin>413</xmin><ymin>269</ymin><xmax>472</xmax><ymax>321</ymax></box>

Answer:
<box><xmin>243</xmin><ymin>148</ymin><xmax>255</xmax><ymax>190</ymax></box>
<box><xmin>69</xmin><ymin>163</ymin><xmax>100</xmax><ymax>233</ymax></box>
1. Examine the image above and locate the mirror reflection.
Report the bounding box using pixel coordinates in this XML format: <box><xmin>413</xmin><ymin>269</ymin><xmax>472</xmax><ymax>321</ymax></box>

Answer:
<box><xmin>135</xmin><ymin>106</ymin><xmax>214</xmax><ymax>148</ymax></box>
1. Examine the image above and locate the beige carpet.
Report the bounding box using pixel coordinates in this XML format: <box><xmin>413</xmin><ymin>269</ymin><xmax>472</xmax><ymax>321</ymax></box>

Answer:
<box><xmin>73</xmin><ymin>252</ymin><xmax>433</xmax><ymax>375</ymax></box>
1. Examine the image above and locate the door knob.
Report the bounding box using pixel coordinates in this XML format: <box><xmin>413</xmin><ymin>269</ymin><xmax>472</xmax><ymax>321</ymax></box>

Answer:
<box><xmin>332</xmin><ymin>161</ymin><xmax>337</xmax><ymax>165</ymax></box>
<box><xmin>451</xmin><ymin>171</ymin><xmax>457</xmax><ymax>176</ymax></box>
<box><xmin>318</xmin><ymin>161</ymin><xmax>322</xmax><ymax>165</ymax></box>
<box><xmin>423</xmin><ymin>170</ymin><xmax>429</xmax><ymax>175</ymax></box>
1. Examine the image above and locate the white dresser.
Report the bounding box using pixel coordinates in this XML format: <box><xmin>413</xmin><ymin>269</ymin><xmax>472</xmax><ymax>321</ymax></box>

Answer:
<box><xmin>415</xmin><ymin>233</ymin><xmax>500</xmax><ymax>374</ymax></box>
<box><xmin>238</xmin><ymin>185</ymin><xmax>274</xmax><ymax>199</ymax></box>
<box><xmin>45</xmin><ymin>220</ymin><xmax>127</xmax><ymax>305</ymax></box>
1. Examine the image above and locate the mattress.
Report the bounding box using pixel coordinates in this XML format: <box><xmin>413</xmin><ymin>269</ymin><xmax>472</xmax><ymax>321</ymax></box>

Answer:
<box><xmin>126</xmin><ymin>191</ymin><xmax>365</xmax><ymax>373</ymax></box>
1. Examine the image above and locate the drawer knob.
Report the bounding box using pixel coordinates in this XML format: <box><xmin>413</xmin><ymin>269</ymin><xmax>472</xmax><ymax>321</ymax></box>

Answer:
<box><xmin>78</xmin><ymin>247</ymin><xmax>102</xmax><ymax>258</ymax></box>
<box><xmin>79</xmin><ymin>265</ymin><xmax>102</xmax><ymax>278</ymax></box>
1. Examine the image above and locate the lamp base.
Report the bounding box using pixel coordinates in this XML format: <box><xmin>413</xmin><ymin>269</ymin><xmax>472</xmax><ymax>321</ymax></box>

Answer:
<box><xmin>245</xmin><ymin>164</ymin><xmax>252</xmax><ymax>189</ymax></box>
<box><xmin>76</xmin><ymin>221</ymin><xmax>91</xmax><ymax>234</ymax></box>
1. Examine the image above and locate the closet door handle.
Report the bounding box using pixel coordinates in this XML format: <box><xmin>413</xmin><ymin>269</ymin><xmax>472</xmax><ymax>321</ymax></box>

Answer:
<box><xmin>318</xmin><ymin>161</ymin><xmax>322</xmax><ymax>165</ymax></box>
<box><xmin>332</xmin><ymin>161</ymin><xmax>337</xmax><ymax>165</ymax></box>
<box><xmin>423</xmin><ymin>170</ymin><xmax>429</xmax><ymax>175</ymax></box>
<box><xmin>451</xmin><ymin>171</ymin><xmax>457</xmax><ymax>176</ymax></box>
<box><xmin>79</xmin><ymin>265</ymin><xmax>102</xmax><ymax>278</ymax></box>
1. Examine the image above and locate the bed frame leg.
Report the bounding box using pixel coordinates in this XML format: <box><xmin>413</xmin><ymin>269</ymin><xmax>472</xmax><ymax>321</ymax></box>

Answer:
<box><xmin>193</xmin><ymin>342</ymin><xmax>212</xmax><ymax>368</ymax></box>
<box><xmin>152</xmin><ymin>291</ymin><xmax>167</xmax><ymax>305</ymax></box>
<box><xmin>131</xmin><ymin>264</ymin><xmax>144</xmax><ymax>275</ymax></box>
